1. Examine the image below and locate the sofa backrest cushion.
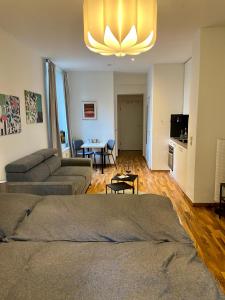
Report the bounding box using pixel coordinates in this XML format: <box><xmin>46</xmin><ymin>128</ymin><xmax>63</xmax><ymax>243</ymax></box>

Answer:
<box><xmin>5</xmin><ymin>148</ymin><xmax>59</xmax><ymax>183</ymax></box>
<box><xmin>5</xmin><ymin>154</ymin><xmax>44</xmax><ymax>173</ymax></box>
<box><xmin>44</xmin><ymin>156</ymin><xmax>61</xmax><ymax>175</ymax></box>
<box><xmin>6</xmin><ymin>163</ymin><xmax>50</xmax><ymax>182</ymax></box>
<box><xmin>34</xmin><ymin>148</ymin><xmax>58</xmax><ymax>160</ymax></box>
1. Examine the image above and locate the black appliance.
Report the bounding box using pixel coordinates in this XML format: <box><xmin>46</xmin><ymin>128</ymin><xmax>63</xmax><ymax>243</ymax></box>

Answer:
<box><xmin>170</xmin><ymin>114</ymin><xmax>189</xmax><ymax>139</ymax></box>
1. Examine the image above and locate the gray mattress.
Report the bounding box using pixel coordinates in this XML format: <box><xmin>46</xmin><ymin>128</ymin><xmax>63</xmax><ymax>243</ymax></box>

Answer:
<box><xmin>12</xmin><ymin>194</ymin><xmax>190</xmax><ymax>243</ymax></box>
<box><xmin>0</xmin><ymin>193</ymin><xmax>224</xmax><ymax>300</ymax></box>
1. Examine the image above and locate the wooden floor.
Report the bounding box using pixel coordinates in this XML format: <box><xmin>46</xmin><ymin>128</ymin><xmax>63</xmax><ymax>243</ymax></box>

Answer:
<box><xmin>87</xmin><ymin>150</ymin><xmax>225</xmax><ymax>293</ymax></box>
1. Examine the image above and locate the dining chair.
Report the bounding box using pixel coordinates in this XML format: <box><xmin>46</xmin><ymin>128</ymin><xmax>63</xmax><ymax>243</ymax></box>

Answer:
<box><xmin>72</xmin><ymin>139</ymin><xmax>96</xmax><ymax>166</ymax></box>
<box><xmin>95</xmin><ymin>139</ymin><xmax>117</xmax><ymax>168</ymax></box>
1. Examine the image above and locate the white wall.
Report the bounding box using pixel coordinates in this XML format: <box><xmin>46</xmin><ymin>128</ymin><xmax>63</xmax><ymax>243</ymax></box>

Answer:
<box><xmin>114</xmin><ymin>72</ymin><xmax>147</xmax><ymax>156</ymax></box>
<box><xmin>183</xmin><ymin>59</ymin><xmax>192</xmax><ymax>114</ymax></box>
<box><xmin>186</xmin><ymin>32</ymin><xmax>200</xmax><ymax>201</ymax></box>
<box><xmin>68</xmin><ymin>71</ymin><xmax>115</xmax><ymax>143</ymax></box>
<box><xmin>150</xmin><ymin>64</ymin><xmax>184</xmax><ymax>170</ymax></box>
<box><xmin>194</xmin><ymin>27</ymin><xmax>225</xmax><ymax>203</ymax></box>
<box><xmin>0</xmin><ymin>27</ymin><xmax>48</xmax><ymax>181</ymax></box>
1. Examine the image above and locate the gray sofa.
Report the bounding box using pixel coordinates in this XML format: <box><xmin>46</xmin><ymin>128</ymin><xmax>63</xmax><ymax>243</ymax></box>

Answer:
<box><xmin>5</xmin><ymin>149</ymin><xmax>92</xmax><ymax>195</ymax></box>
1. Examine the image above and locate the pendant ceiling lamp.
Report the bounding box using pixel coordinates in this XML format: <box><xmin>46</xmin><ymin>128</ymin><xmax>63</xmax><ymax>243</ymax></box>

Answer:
<box><xmin>83</xmin><ymin>0</ymin><xmax>157</xmax><ymax>57</ymax></box>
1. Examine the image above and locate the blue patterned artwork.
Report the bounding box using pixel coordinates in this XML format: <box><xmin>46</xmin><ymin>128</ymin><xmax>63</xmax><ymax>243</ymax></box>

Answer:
<box><xmin>0</xmin><ymin>93</ymin><xmax>21</xmax><ymax>136</ymax></box>
<box><xmin>25</xmin><ymin>90</ymin><xmax>43</xmax><ymax>124</ymax></box>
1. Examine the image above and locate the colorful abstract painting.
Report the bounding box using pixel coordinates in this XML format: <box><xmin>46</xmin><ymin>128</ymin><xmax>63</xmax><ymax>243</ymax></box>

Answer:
<box><xmin>0</xmin><ymin>94</ymin><xmax>21</xmax><ymax>136</ymax></box>
<box><xmin>25</xmin><ymin>90</ymin><xmax>43</xmax><ymax>124</ymax></box>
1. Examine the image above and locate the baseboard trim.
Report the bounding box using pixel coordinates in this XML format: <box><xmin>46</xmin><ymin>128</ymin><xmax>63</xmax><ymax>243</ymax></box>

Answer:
<box><xmin>184</xmin><ymin>193</ymin><xmax>218</xmax><ymax>207</ymax></box>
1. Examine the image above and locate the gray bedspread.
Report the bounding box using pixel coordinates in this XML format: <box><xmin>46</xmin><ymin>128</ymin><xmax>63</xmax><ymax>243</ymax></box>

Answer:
<box><xmin>0</xmin><ymin>193</ymin><xmax>224</xmax><ymax>299</ymax></box>
<box><xmin>12</xmin><ymin>194</ymin><xmax>190</xmax><ymax>243</ymax></box>
<box><xmin>0</xmin><ymin>240</ymin><xmax>224</xmax><ymax>300</ymax></box>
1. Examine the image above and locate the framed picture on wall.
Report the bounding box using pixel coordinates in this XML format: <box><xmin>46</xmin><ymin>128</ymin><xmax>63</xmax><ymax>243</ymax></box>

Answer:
<box><xmin>82</xmin><ymin>101</ymin><xmax>97</xmax><ymax>120</ymax></box>
<box><xmin>24</xmin><ymin>90</ymin><xmax>43</xmax><ymax>124</ymax></box>
<box><xmin>0</xmin><ymin>93</ymin><xmax>21</xmax><ymax>136</ymax></box>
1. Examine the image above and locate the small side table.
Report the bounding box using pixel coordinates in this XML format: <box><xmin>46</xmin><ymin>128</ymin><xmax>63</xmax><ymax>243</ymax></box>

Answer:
<box><xmin>219</xmin><ymin>183</ymin><xmax>225</xmax><ymax>218</ymax></box>
<box><xmin>111</xmin><ymin>174</ymin><xmax>139</xmax><ymax>194</ymax></box>
<box><xmin>106</xmin><ymin>182</ymin><xmax>133</xmax><ymax>194</ymax></box>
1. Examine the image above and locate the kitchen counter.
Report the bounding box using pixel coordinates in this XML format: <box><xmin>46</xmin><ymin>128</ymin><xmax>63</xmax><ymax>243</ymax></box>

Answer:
<box><xmin>170</xmin><ymin>138</ymin><xmax>188</xmax><ymax>149</ymax></box>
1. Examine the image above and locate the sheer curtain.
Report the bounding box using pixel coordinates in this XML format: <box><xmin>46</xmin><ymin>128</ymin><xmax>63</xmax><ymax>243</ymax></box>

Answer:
<box><xmin>63</xmin><ymin>72</ymin><xmax>73</xmax><ymax>157</ymax></box>
<box><xmin>46</xmin><ymin>59</ymin><xmax>62</xmax><ymax>157</ymax></box>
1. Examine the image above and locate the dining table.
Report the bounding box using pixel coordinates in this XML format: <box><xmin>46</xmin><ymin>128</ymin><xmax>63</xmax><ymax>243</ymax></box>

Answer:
<box><xmin>81</xmin><ymin>141</ymin><xmax>107</xmax><ymax>174</ymax></box>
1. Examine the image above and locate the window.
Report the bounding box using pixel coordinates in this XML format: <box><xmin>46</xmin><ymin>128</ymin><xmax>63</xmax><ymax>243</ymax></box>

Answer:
<box><xmin>55</xmin><ymin>68</ymin><xmax>69</xmax><ymax>151</ymax></box>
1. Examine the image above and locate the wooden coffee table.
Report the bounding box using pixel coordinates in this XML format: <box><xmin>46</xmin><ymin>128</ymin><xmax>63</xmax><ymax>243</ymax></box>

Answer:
<box><xmin>106</xmin><ymin>182</ymin><xmax>134</xmax><ymax>194</ymax></box>
<box><xmin>110</xmin><ymin>173</ymin><xmax>139</xmax><ymax>194</ymax></box>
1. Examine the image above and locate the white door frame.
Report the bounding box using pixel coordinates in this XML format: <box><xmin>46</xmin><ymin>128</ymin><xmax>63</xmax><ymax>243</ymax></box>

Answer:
<box><xmin>115</xmin><ymin>93</ymin><xmax>146</xmax><ymax>156</ymax></box>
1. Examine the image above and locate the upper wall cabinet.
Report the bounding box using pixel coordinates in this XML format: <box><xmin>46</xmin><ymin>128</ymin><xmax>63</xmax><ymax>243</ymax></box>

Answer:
<box><xmin>183</xmin><ymin>59</ymin><xmax>192</xmax><ymax>115</ymax></box>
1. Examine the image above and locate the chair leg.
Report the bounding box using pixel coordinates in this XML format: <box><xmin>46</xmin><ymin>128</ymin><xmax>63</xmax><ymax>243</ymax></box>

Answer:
<box><xmin>112</xmin><ymin>154</ymin><xmax>117</xmax><ymax>168</ymax></box>
<box><xmin>94</xmin><ymin>154</ymin><xmax>97</xmax><ymax>170</ymax></box>
<box><xmin>107</xmin><ymin>154</ymin><xmax>110</xmax><ymax>167</ymax></box>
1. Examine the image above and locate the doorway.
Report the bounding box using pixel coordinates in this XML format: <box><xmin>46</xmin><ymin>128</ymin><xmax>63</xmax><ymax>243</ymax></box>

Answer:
<box><xmin>117</xmin><ymin>95</ymin><xmax>144</xmax><ymax>151</ymax></box>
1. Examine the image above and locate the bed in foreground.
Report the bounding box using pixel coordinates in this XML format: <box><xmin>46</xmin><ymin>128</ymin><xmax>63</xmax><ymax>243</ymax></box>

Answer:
<box><xmin>0</xmin><ymin>193</ymin><xmax>224</xmax><ymax>300</ymax></box>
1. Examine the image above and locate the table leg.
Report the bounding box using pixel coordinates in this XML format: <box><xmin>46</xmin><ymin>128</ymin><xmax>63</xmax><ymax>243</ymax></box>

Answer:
<box><xmin>137</xmin><ymin>177</ymin><xmax>139</xmax><ymax>195</ymax></box>
<box><xmin>101</xmin><ymin>148</ymin><xmax>104</xmax><ymax>174</ymax></box>
<box><xmin>82</xmin><ymin>148</ymin><xmax>85</xmax><ymax>158</ymax></box>
<box><xmin>106</xmin><ymin>185</ymin><xmax>107</xmax><ymax>194</ymax></box>
<box><xmin>219</xmin><ymin>184</ymin><xmax>223</xmax><ymax>219</ymax></box>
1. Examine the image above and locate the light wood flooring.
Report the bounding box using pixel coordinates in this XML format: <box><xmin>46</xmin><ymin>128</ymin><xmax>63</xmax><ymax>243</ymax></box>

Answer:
<box><xmin>87</xmin><ymin>150</ymin><xmax>225</xmax><ymax>293</ymax></box>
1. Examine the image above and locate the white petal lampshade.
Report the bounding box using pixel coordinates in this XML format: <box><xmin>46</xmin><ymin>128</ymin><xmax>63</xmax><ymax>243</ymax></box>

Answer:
<box><xmin>83</xmin><ymin>0</ymin><xmax>157</xmax><ymax>57</ymax></box>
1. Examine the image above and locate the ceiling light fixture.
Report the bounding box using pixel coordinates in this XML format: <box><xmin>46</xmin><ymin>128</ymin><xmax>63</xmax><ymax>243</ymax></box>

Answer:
<box><xmin>83</xmin><ymin>0</ymin><xmax>157</xmax><ymax>57</ymax></box>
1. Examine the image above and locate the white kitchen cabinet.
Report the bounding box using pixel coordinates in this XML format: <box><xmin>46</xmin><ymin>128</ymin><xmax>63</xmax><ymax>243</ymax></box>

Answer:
<box><xmin>175</xmin><ymin>145</ymin><xmax>187</xmax><ymax>191</ymax></box>
<box><xmin>170</xmin><ymin>139</ymin><xmax>187</xmax><ymax>192</ymax></box>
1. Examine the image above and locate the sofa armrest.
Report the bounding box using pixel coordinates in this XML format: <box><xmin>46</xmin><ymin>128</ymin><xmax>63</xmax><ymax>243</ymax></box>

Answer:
<box><xmin>61</xmin><ymin>158</ymin><xmax>92</xmax><ymax>167</ymax></box>
<box><xmin>7</xmin><ymin>182</ymin><xmax>76</xmax><ymax>196</ymax></box>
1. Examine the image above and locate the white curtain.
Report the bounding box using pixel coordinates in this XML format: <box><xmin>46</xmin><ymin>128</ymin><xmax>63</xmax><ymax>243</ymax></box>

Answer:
<box><xmin>46</xmin><ymin>60</ymin><xmax>62</xmax><ymax>157</ymax></box>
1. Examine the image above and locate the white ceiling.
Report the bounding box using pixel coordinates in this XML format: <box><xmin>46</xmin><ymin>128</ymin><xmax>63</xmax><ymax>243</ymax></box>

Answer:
<box><xmin>0</xmin><ymin>0</ymin><xmax>225</xmax><ymax>72</ymax></box>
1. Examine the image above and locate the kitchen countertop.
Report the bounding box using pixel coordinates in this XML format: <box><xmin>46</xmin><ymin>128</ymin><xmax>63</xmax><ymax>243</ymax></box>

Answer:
<box><xmin>170</xmin><ymin>138</ymin><xmax>188</xmax><ymax>149</ymax></box>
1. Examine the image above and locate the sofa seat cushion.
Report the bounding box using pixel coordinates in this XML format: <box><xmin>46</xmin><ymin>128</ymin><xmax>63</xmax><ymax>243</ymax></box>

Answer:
<box><xmin>53</xmin><ymin>166</ymin><xmax>91</xmax><ymax>182</ymax></box>
<box><xmin>46</xmin><ymin>176</ymin><xmax>86</xmax><ymax>195</ymax></box>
